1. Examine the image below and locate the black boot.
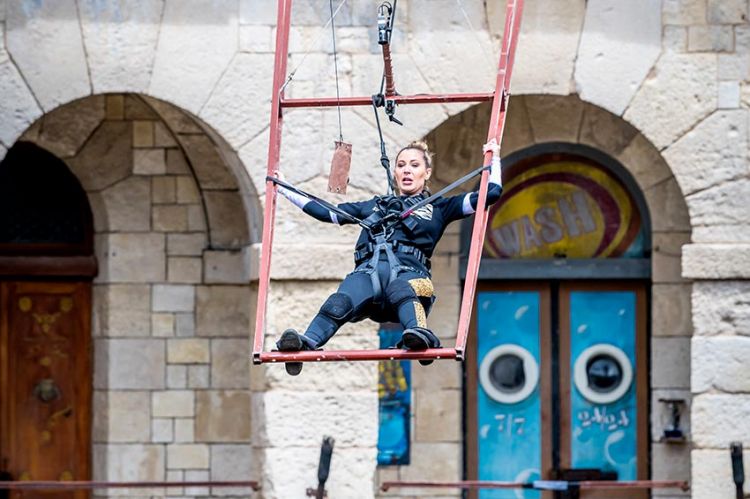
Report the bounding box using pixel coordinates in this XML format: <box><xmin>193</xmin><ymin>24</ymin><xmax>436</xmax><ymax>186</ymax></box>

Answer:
<box><xmin>400</xmin><ymin>327</ymin><xmax>441</xmax><ymax>366</ymax></box>
<box><xmin>276</xmin><ymin>329</ymin><xmax>311</xmax><ymax>376</ymax></box>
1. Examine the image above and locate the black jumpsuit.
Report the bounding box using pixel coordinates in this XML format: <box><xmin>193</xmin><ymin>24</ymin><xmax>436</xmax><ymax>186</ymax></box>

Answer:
<box><xmin>296</xmin><ymin>185</ymin><xmax>502</xmax><ymax>349</ymax></box>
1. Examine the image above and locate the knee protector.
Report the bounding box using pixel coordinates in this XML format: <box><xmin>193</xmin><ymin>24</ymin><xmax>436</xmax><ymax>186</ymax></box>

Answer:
<box><xmin>320</xmin><ymin>292</ymin><xmax>354</xmax><ymax>322</ymax></box>
<box><xmin>385</xmin><ymin>279</ymin><xmax>417</xmax><ymax>308</ymax></box>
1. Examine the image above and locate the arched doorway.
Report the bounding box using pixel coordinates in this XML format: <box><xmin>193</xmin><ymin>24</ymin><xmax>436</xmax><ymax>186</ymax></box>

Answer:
<box><xmin>0</xmin><ymin>142</ymin><xmax>95</xmax><ymax>495</ymax></box>
<box><xmin>465</xmin><ymin>143</ymin><xmax>651</xmax><ymax>498</ymax></box>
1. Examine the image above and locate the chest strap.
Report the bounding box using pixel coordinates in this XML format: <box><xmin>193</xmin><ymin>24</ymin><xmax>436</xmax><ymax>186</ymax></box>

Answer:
<box><xmin>355</xmin><ymin>236</ymin><xmax>428</xmax><ymax>305</ymax></box>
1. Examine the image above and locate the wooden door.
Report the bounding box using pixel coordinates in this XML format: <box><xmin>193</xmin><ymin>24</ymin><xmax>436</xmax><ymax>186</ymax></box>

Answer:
<box><xmin>0</xmin><ymin>281</ymin><xmax>91</xmax><ymax>498</ymax></box>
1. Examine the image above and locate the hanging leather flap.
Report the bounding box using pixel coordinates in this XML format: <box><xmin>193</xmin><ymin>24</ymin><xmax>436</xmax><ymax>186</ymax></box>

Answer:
<box><xmin>328</xmin><ymin>141</ymin><xmax>352</xmax><ymax>195</ymax></box>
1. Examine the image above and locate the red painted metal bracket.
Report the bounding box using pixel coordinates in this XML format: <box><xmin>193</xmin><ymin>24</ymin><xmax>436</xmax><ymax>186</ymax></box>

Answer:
<box><xmin>252</xmin><ymin>0</ymin><xmax>525</xmax><ymax>366</ymax></box>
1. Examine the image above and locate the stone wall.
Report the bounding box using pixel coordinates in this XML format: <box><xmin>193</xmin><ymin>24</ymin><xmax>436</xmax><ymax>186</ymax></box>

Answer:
<box><xmin>0</xmin><ymin>0</ymin><xmax>748</xmax><ymax>498</ymax></box>
<box><xmin>21</xmin><ymin>94</ymin><xmax>257</xmax><ymax>497</ymax></box>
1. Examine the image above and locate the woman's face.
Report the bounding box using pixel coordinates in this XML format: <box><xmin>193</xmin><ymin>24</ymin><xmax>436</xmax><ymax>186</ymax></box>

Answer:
<box><xmin>395</xmin><ymin>148</ymin><xmax>431</xmax><ymax>196</ymax></box>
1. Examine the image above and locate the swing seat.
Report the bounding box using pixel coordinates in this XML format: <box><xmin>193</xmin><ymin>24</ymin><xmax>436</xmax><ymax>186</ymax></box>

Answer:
<box><xmin>252</xmin><ymin>0</ymin><xmax>524</xmax><ymax>368</ymax></box>
<box><xmin>254</xmin><ymin>347</ymin><xmax>460</xmax><ymax>365</ymax></box>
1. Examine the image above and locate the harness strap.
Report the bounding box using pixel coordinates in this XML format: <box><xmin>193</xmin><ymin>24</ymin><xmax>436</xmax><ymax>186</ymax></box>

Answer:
<box><xmin>359</xmin><ymin>235</ymin><xmax>423</xmax><ymax>305</ymax></box>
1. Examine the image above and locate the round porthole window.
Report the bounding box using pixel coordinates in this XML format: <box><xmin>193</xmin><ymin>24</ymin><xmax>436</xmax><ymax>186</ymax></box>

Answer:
<box><xmin>479</xmin><ymin>345</ymin><xmax>539</xmax><ymax>404</ymax></box>
<box><xmin>573</xmin><ymin>344</ymin><xmax>632</xmax><ymax>404</ymax></box>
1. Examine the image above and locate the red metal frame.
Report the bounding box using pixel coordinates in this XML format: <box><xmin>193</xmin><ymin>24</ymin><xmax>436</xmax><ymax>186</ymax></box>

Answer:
<box><xmin>0</xmin><ymin>481</ymin><xmax>260</xmax><ymax>491</ymax></box>
<box><xmin>380</xmin><ymin>480</ymin><xmax>690</xmax><ymax>492</ymax></box>
<box><xmin>252</xmin><ymin>0</ymin><xmax>525</xmax><ymax>365</ymax></box>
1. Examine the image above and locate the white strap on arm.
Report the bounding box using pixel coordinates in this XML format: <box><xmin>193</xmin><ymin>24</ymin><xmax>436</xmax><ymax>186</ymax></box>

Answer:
<box><xmin>278</xmin><ymin>185</ymin><xmax>310</xmax><ymax>210</ymax></box>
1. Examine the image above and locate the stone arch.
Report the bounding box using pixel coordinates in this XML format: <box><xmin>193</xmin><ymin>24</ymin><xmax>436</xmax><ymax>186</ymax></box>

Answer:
<box><xmin>13</xmin><ymin>93</ymin><xmax>261</xmax><ymax>487</ymax></box>
<box><xmin>417</xmin><ymin>93</ymin><xmax>693</xmax><ymax>486</ymax></box>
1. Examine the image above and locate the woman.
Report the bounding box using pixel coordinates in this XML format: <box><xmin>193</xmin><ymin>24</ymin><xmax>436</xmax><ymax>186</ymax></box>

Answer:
<box><xmin>275</xmin><ymin>139</ymin><xmax>503</xmax><ymax>375</ymax></box>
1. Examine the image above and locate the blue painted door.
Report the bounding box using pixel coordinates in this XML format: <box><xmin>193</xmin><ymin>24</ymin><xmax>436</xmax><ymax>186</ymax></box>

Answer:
<box><xmin>474</xmin><ymin>283</ymin><xmax>646</xmax><ymax>498</ymax></box>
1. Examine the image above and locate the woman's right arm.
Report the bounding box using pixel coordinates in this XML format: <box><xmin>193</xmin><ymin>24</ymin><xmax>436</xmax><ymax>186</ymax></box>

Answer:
<box><xmin>276</xmin><ymin>179</ymin><xmax>365</xmax><ymax>225</ymax></box>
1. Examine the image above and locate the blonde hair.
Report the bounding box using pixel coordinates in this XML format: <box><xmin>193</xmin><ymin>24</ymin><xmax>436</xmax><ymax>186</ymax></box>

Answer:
<box><xmin>396</xmin><ymin>140</ymin><xmax>433</xmax><ymax>169</ymax></box>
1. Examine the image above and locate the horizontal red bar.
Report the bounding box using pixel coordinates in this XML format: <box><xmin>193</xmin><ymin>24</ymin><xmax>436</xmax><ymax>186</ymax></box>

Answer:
<box><xmin>0</xmin><ymin>481</ymin><xmax>260</xmax><ymax>491</ymax></box>
<box><xmin>280</xmin><ymin>92</ymin><xmax>495</xmax><ymax>108</ymax></box>
<box><xmin>380</xmin><ymin>480</ymin><xmax>690</xmax><ymax>491</ymax></box>
<box><xmin>254</xmin><ymin>347</ymin><xmax>458</xmax><ymax>364</ymax></box>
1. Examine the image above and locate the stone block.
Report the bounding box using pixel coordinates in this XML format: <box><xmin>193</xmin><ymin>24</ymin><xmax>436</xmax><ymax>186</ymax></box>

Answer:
<box><xmin>134</xmin><ymin>149</ymin><xmax>167</xmax><ymax>175</ymax></box>
<box><xmin>186</xmin><ymin>204</ymin><xmax>207</xmax><ymax>232</ymax></box>
<box><xmin>268</xmin><ymin>244</ymin><xmax>353</xmax><ymax>280</ymax></box>
<box><xmin>175</xmin><ymin>419</ymin><xmax>194</xmax><ymax>443</ymax></box>
<box><xmin>133</xmin><ymin>121</ymin><xmax>154</xmax><ymax>148</ymax></box>
<box><xmin>101</xmin><ymin>176</ymin><xmax>151</xmax><ymax>231</ymax></box>
<box><xmin>6</xmin><ymin>0</ymin><xmax>89</xmax><ymax>111</ymax></box>
<box><xmin>692</xmin><ymin>393</ymin><xmax>750</xmax><ymax>447</ymax></box>
<box><xmin>415</xmin><ymin>389</ymin><xmax>461</xmax><ymax>442</ymax></box>
<box><xmin>152</xmin><ymin>418</ymin><xmax>174</xmax><ymax>443</ymax></box>
<box><xmin>25</xmin><ymin>95</ymin><xmax>106</xmax><ymax>159</ymax></box>
<box><xmin>168</xmin><ymin>339</ymin><xmax>210</xmax><ymax>364</ymax></box>
<box><xmin>624</xmin><ymin>53</ymin><xmax>717</xmax><ymax>149</ymax></box>
<box><xmin>683</xmin><ymin>243</ymin><xmax>750</xmax><ymax>279</ymax></box>
<box><xmin>693</xmin><ymin>337</ymin><xmax>750</xmax><ymax>393</ymax></box>
<box><xmin>692</xmin><ymin>449</ymin><xmax>750</xmax><ymax>499</ymax></box>
<box><xmin>148</xmin><ymin>0</ymin><xmax>238</xmax><ymax>112</ymax></box>
<box><xmin>652</xmin><ymin>232</ymin><xmax>691</xmax><ymax>283</ymax></box>
<box><xmin>692</xmin><ymin>281</ymin><xmax>750</xmax><ymax>335</ymax></box>
<box><xmin>199</xmin><ymin>53</ymin><xmax>274</xmax><ymax>148</ymax></box>
<box><xmin>106</xmin><ymin>95</ymin><xmax>124</xmax><ymax>120</ymax></box>
<box><xmin>616</xmin><ymin>134</ymin><xmax>673</xmax><ymax>192</ymax></box>
<box><xmin>176</xmin><ymin>313</ymin><xmax>196</xmax><ymax>337</ymax></box>
<box><xmin>153</xmin><ymin>391</ymin><xmax>195</xmax><ymax>418</ymax></box>
<box><xmin>93</xmin><ymin>444</ymin><xmax>165</xmax><ymax>484</ymax></box>
<box><xmin>651</xmin><ymin>337</ymin><xmax>691</xmax><ymax>389</ymax></box>
<box><xmin>525</xmin><ymin>95</ymin><xmax>585</xmax><ymax>144</ymax></box>
<box><xmin>180</xmin><ymin>133</ymin><xmax>237</xmax><ymax>189</ymax></box>
<box><xmin>663</xmin><ymin>110</ymin><xmax>746</xmax><ymax>196</ymax></box>
<box><xmin>187</xmin><ymin>365</ymin><xmax>210</xmax><ymax>388</ymax></box>
<box><xmin>79</xmin><ymin>1</ymin><xmax>161</xmax><ymax>93</ymax></box>
<box><xmin>167</xmin><ymin>444</ymin><xmax>209</xmax><ymax>470</ymax></box>
<box><xmin>167</xmin><ymin>365</ymin><xmax>187</xmax><ymax>389</ymax></box>
<box><xmin>663</xmin><ymin>26</ymin><xmax>688</xmax><ymax>52</ymax></box>
<box><xmin>152</xmin><ymin>177</ymin><xmax>177</xmax><ymax>204</ymax></box>
<box><xmin>184</xmin><ymin>469</ymin><xmax>209</xmax><ymax>496</ymax></box>
<box><xmin>644</xmin><ymin>177</ymin><xmax>691</xmax><ymax>232</ymax></box>
<box><xmin>651</xmin><ymin>443</ymin><xmax>691</xmax><ymax>482</ymax></box>
<box><xmin>176</xmin><ymin>176</ymin><xmax>200</xmax><ymax>204</ymax></box>
<box><xmin>153</xmin><ymin>285</ymin><xmax>195</xmax><ymax>313</ymax></box>
<box><xmin>718</xmin><ymin>81</ymin><xmax>741</xmax><ymax>108</ymax></box>
<box><xmin>106</xmin><ymin>391</ymin><xmax>151</xmax><ymax>442</ymax></box>
<box><xmin>95</xmin><ymin>339</ymin><xmax>165</xmax><ymax>390</ymax></box>
<box><xmin>578</xmin><ymin>103</ymin><xmax>640</xmax><ymax>156</ymax></box>
<box><xmin>204</xmin><ymin>191</ymin><xmax>249</xmax><ymax>248</ymax></box>
<box><xmin>210</xmin><ymin>444</ymin><xmax>255</xmax><ymax>496</ymax></box>
<box><xmin>143</xmin><ymin>97</ymin><xmax>203</xmax><ymax>133</ymax></box>
<box><xmin>125</xmin><ymin>96</ymin><xmax>159</xmax><ymax>120</ymax></box>
<box><xmin>152</xmin><ymin>313</ymin><xmax>175</xmax><ymax>337</ymax></box>
<box><xmin>154</xmin><ymin>122</ymin><xmax>178</xmax><ymax>147</ymax></box>
<box><xmin>688</xmin><ymin>178</ymin><xmax>750</xmax><ymax>228</ymax></box>
<box><xmin>254</xmin><ymin>391</ymin><xmax>375</xmax><ymax>447</ymax></box>
<box><xmin>98</xmin><ymin>284</ymin><xmax>151</xmax><ymax>337</ymax></box>
<box><xmin>68</xmin><ymin>121</ymin><xmax>132</xmax><ymax>191</ymax></box>
<box><xmin>0</xmin><ymin>61</ymin><xmax>40</xmax><ymax>147</ymax></box>
<box><xmin>203</xmin><ymin>250</ymin><xmax>251</xmax><ymax>284</ymax></box>
<box><xmin>652</xmin><ymin>284</ymin><xmax>693</xmax><ymax>337</ymax></box>
<box><xmin>507</xmin><ymin>0</ymin><xmax>586</xmax><ymax>95</ymax></box>
<box><xmin>399</xmin><ymin>442</ymin><xmax>461</xmax><ymax>484</ymax></box>
<box><xmin>164</xmin><ymin>470</ymin><xmax>183</xmax><ymax>497</ymax></box>
<box><xmin>662</xmin><ymin>0</ymin><xmax>707</xmax><ymax>25</ymax></box>
<box><xmin>692</xmin><ymin>224</ymin><xmax>750</xmax><ymax>243</ymax></box>
<box><xmin>688</xmin><ymin>25</ymin><xmax>734</xmax><ymax>52</ymax></box>
<box><xmin>239</xmin><ymin>0</ymin><xmax>277</xmax><ymax>25</ymax></box>
<box><xmin>211</xmin><ymin>339</ymin><xmax>250</xmax><ymax>389</ymax></box>
<box><xmin>167</xmin><ymin>234</ymin><xmax>206</xmax><ymax>256</ymax></box>
<box><xmin>575</xmin><ymin>0</ymin><xmax>662</xmax><ymax>115</ymax></box>
<box><xmin>195</xmin><ymin>390</ymin><xmax>251</xmax><ymax>442</ymax></box>
<box><xmin>239</xmin><ymin>25</ymin><xmax>272</xmax><ymax>52</ymax></box>
<box><xmin>412</xmin><ymin>358</ymin><xmax>462</xmax><ymax>390</ymax></box>
<box><xmin>166</xmin><ymin>148</ymin><xmax>190</xmax><ymax>174</ymax></box>
<box><xmin>707</xmin><ymin>0</ymin><xmax>747</xmax><ymax>24</ymax></box>
<box><xmin>168</xmin><ymin>257</ymin><xmax>202</xmax><ymax>284</ymax></box>
<box><xmin>196</xmin><ymin>286</ymin><xmax>251</xmax><ymax>337</ymax></box>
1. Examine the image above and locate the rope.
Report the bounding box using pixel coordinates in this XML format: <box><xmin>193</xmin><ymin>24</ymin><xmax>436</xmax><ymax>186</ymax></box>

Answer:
<box><xmin>329</xmin><ymin>0</ymin><xmax>344</xmax><ymax>142</ymax></box>
<box><xmin>371</xmin><ymin>96</ymin><xmax>395</xmax><ymax>195</ymax></box>
<box><xmin>279</xmin><ymin>0</ymin><xmax>349</xmax><ymax>95</ymax></box>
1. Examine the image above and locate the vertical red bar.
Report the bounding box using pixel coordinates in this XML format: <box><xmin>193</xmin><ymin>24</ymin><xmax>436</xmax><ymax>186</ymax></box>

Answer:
<box><xmin>454</xmin><ymin>0</ymin><xmax>525</xmax><ymax>359</ymax></box>
<box><xmin>253</xmin><ymin>0</ymin><xmax>294</xmax><ymax>362</ymax></box>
